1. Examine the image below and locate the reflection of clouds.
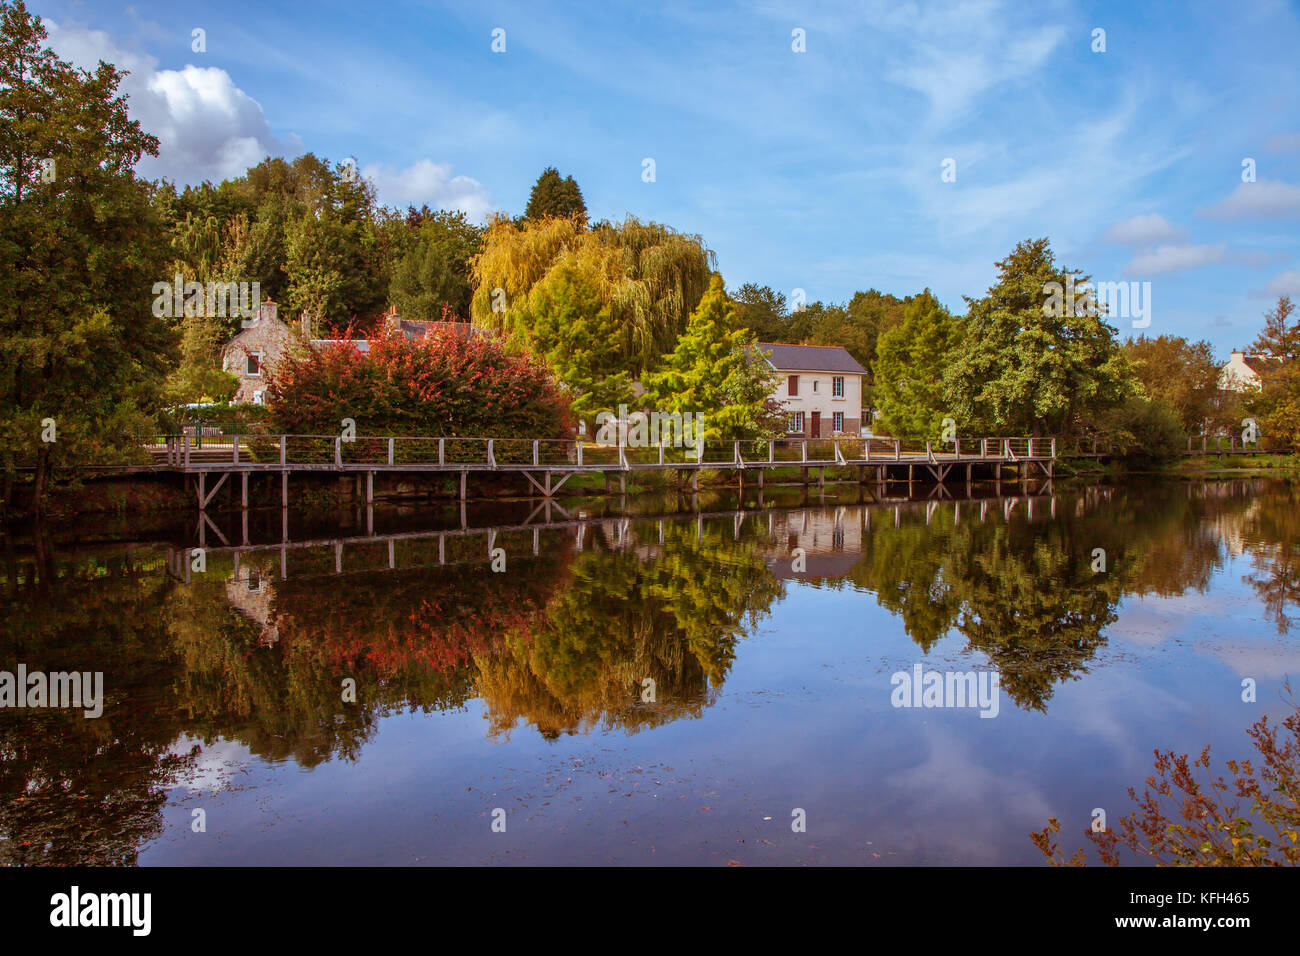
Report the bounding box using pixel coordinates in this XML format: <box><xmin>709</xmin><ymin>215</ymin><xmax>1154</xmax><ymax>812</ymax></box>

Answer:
<box><xmin>1206</xmin><ymin>645</ymin><xmax>1300</xmax><ymax>680</ymax></box>
<box><xmin>885</xmin><ymin>725</ymin><xmax>1052</xmax><ymax>864</ymax></box>
<box><xmin>170</xmin><ymin>735</ymin><xmax>252</xmax><ymax>793</ymax></box>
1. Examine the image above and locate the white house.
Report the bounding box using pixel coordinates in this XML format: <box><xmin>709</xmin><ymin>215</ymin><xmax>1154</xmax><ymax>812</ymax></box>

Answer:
<box><xmin>1219</xmin><ymin>350</ymin><xmax>1285</xmax><ymax>392</ymax></box>
<box><xmin>759</xmin><ymin>343</ymin><xmax>867</xmax><ymax>438</ymax></box>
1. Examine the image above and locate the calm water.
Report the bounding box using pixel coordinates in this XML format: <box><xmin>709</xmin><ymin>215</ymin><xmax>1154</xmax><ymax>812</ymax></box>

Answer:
<box><xmin>2</xmin><ymin>478</ymin><xmax>1297</xmax><ymax>865</ymax></box>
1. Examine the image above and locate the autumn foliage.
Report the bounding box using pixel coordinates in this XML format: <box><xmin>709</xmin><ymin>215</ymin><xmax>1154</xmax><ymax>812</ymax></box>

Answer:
<box><xmin>264</xmin><ymin>325</ymin><xmax>572</xmax><ymax>437</ymax></box>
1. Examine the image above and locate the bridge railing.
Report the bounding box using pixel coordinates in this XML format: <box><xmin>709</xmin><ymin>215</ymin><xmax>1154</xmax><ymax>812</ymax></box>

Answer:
<box><xmin>137</xmin><ymin>433</ymin><xmax>1057</xmax><ymax>469</ymax></box>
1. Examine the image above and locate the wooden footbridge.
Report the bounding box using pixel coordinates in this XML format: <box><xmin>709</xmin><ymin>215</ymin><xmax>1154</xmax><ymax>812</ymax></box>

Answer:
<box><xmin>135</xmin><ymin>434</ymin><xmax>1059</xmax><ymax>509</ymax></box>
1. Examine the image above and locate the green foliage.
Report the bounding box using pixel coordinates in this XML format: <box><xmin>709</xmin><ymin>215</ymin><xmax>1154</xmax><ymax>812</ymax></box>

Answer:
<box><xmin>524</xmin><ymin>166</ymin><xmax>587</xmax><ymax>222</ymax></box>
<box><xmin>471</xmin><ymin>215</ymin><xmax>716</xmax><ymax>373</ymax></box>
<box><xmin>523</xmin><ymin>259</ymin><xmax>633</xmax><ymax>429</ymax></box>
<box><xmin>387</xmin><ymin>209</ymin><xmax>482</xmax><ymax>319</ymax></box>
<box><xmin>0</xmin><ymin>0</ymin><xmax>172</xmax><ymax>511</ymax></box>
<box><xmin>945</xmin><ymin>238</ymin><xmax>1135</xmax><ymax>436</ymax></box>
<box><xmin>642</xmin><ymin>276</ymin><xmax>783</xmax><ymax>440</ymax></box>
<box><xmin>1093</xmin><ymin>395</ymin><xmax>1185</xmax><ymax>464</ymax></box>
<box><xmin>872</xmin><ymin>289</ymin><xmax>960</xmax><ymax>437</ymax></box>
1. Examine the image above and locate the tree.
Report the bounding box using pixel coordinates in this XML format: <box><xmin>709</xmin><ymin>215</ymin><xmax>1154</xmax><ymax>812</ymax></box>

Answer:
<box><xmin>0</xmin><ymin>0</ymin><xmax>172</xmax><ymax>515</ymax></box>
<box><xmin>642</xmin><ymin>276</ymin><xmax>782</xmax><ymax>440</ymax></box>
<box><xmin>944</xmin><ymin>238</ymin><xmax>1135</xmax><ymax>437</ymax></box>
<box><xmin>388</xmin><ymin>209</ymin><xmax>482</xmax><ymax>319</ymax></box>
<box><xmin>524</xmin><ymin>166</ymin><xmax>587</xmax><ymax>222</ymax></box>
<box><xmin>871</xmin><ymin>290</ymin><xmax>960</xmax><ymax>437</ymax></box>
<box><xmin>471</xmin><ymin>215</ymin><xmax>716</xmax><ymax>374</ymax></box>
<box><xmin>732</xmin><ymin>283</ymin><xmax>793</xmax><ymax>342</ymax></box>
<box><xmin>1122</xmin><ymin>334</ymin><xmax>1221</xmax><ymax>434</ymax></box>
<box><xmin>524</xmin><ymin>259</ymin><xmax>632</xmax><ymax>429</ymax></box>
<box><xmin>1246</xmin><ymin>296</ymin><xmax>1300</xmax><ymax>449</ymax></box>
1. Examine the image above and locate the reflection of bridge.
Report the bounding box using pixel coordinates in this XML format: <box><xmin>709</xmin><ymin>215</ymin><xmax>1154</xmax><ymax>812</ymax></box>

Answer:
<box><xmin>166</xmin><ymin>480</ymin><xmax>1059</xmax><ymax>583</ymax></box>
<box><xmin>133</xmin><ymin>434</ymin><xmax>1058</xmax><ymax>509</ymax></box>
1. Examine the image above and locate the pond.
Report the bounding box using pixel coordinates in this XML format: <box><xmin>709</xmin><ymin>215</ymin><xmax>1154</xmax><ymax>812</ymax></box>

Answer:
<box><xmin>1</xmin><ymin>478</ymin><xmax>1297</xmax><ymax>865</ymax></box>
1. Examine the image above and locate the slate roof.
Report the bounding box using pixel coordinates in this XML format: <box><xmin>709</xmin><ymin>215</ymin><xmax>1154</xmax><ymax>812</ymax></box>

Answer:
<box><xmin>757</xmin><ymin>342</ymin><xmax>867</xmax><ymax>374</ymax></box>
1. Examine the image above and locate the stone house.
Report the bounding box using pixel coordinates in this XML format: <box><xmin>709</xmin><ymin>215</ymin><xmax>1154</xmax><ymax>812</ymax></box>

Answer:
<box><xmin>1219</xmin><ymin>349</ymin><xmax>1288</xmax><ymax>392</ymax></box>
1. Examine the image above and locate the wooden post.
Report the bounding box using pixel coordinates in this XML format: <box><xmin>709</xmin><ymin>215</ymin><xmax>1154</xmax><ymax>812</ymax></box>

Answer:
<box><xmin>184</xmin><ymin>434</ymin><xmax>190</xmax><ymax>469</ymax></box>
<box><xmin>366</xmin><ymin>471</ymin><xmax>374</xmax><ymax>504</ymax></box>
<box><xmin>894</xmin><ymin>439</ymin><xmax>901</xmax><ymax>461</ymax></box>
<box><xmin>577</xmin><ymin>440</ymin><xmax>583</xmax><ymax>466</ymax></box>
<box><xmin>279</xmin><ymin>435</ymin><xmax>287</xmax><ymax>466</ymax></box>
<box><xmin>241</xmin><ymin>472</ymin><xmax>248</xmax><ymax>508</ymax></box>
<box><xmin>459</xmin><ymin>471</ymin><xmax>467</xmax><ymax>501</ymax></box>
<box><xmin>439</xmin><ymin>438</ymin><xmax>445</xmax><ymax>466</ymax></box>
<box><xmin>769</xmin><ymin>440</ymin><xmax>775</xmax><ymax>463</ymax></box>
<box><xmin>388</xmin><ymin>438</ymin><xmax>395</xmax><ymax>465</ymax></box>
<box><xmin>533</xmin><ymin>440</ymin><xmax>540</xmax><ymax>466</ymax></box>
<box><xmin>233</xmin><ymin>435</ymin><xmax>240</xmax><ymax>464</ymax></box>
<box><xmin>335</xmin><ymin>436</ymin><xmax>342</xmax><ymax>468</ymax></box>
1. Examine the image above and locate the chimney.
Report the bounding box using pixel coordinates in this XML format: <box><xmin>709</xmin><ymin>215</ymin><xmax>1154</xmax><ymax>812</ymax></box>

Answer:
<box><xmin>258</xmin><ymin>300</ymin><xmax>278</xmax><ymax>325</ymax></box>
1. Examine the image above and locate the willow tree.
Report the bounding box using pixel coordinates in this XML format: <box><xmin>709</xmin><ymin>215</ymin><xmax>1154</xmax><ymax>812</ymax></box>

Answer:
<box><xmin>470</xmin><ymin>215</ymin><xmax>715</xmax><ymax>374</ymax></box>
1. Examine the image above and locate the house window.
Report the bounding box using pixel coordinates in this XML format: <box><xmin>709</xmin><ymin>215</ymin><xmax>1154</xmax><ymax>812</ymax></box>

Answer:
<box><xmin>246</xmin><ymin>352</ymin><xmax>261</xmax><ymax>376</ymax></box>
<box><xmin>812</xmin><ymin>380</ymin><xmax>819</xmax><ymax>393</ymax></box>
<box><xmin>833</xmin><ymin>412</ymin><xmax>844</xmax><ymax>433</ymax></box>
<box><xmin>833</xmin><ymin>376</ymin><xmax>844</xmax><ymax>397</ymax></box>
<box><xmin>247</xmin><ymin>573</ymin><xmax>262</xmax><ymax>593</ymax></box>
<box><xmin>253</xmin><ymin>389</ymin><xmax>265</xmax><ymax>405</ymax></box>
<box><xmin>787</xmin><ymin>412</ymin><xmax>804</xmax><ymax>434</ymax></box>
<box><xmin>788</xmin><ymin>375</ymin><xmax>799</xmax><ymax>396</ymax></box>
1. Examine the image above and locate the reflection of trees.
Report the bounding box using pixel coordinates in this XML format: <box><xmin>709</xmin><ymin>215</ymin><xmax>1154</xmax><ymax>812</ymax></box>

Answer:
<box><xmin>849</xmin><ymin>488</ymin><xmax>1247</xmax><ymax>711</ymax></box>
<box><xmin>477</xmin><ymin>524</ymin><xmax>785</xmax><ymax>738</ymax></box>
<box><xmin>0</xmin><ymin>546</ymin><xmax>195</xmax><ymax>865</ymax></box>
<box><xmin>1243</xmin><ymin>487</ymin><xmax>1300</xmax><ymax>634</ymax></box>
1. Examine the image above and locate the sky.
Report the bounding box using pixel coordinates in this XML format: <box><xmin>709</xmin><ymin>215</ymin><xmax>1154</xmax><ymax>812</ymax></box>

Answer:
<box><xmin>30</xmin><ymin>0</ymin><xmax>1300</xmax><ymax>355</ymax></box>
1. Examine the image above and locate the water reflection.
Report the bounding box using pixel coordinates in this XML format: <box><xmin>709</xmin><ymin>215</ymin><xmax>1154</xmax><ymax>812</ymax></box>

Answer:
<box><xmin>1</xmin><ymin>478</ymin><xmax>1294</xmax><ymax>864</ymax></box>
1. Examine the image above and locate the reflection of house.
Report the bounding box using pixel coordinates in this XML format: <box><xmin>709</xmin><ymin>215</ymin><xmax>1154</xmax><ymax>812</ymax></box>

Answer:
<box><xmin>221</xmin><ymin>304</ymin><xmax>480</xmax><ymax>404</ymax></box>
<box><xmin>759</xmin><ymin>344</ymin><xmax>867</xmax><ymax>438</ymax></box>
<box><xmin>1220</xmin><ymin>350</ymin><xmax>1287</xmax><ymax>392</ymax></box>
<box><xmin>224</xmin><ymin>566</ymin><xmax>280</xmax><ymax>646</ymax></box>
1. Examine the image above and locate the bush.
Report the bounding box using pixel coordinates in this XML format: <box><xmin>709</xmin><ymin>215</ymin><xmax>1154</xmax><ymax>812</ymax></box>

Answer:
<box><xmin>264</xmin><ymin>326</ymin><xmax>573</xmax><ymax>440</ymax></box>
<box><xmin>1095</xmin><ymin>396</ymin><xmax>1185</xmax><ymax>465</ymax></box>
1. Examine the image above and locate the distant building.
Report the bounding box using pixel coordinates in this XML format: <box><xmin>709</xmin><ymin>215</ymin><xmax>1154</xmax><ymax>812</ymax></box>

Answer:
<box><xmin>758</xmin><ymin>343</ymin><xmax>868</xmax><ymax>438</ymax></box>
<box><xmin>221</xmin><ymin>304</ymin><xmax>479</xmax><ymax>404</ymax></box>
<box><xmin>1219</xmin><ymin>350</ymin><xmax>1288</xmax><ymax>392</ymax></box>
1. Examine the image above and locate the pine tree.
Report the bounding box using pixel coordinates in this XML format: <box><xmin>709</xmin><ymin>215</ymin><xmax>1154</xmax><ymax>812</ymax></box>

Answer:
<box><xmin>873</xmin><ymin>290</ymin><xmax>961</xmax><ymax>437</ymax></box>
<box><xmin>643</xmin><ymin>275</ymin><xmax>781</xmax><ymax>440</ymax></box>
<box><xmin>524</xmin><ymin>166</ymin><xmax>587</xmax><ymax>222</ymax></box>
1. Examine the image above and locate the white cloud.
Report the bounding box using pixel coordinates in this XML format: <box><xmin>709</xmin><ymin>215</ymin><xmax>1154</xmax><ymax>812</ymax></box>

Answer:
<box><xmin>1103</xmin><ymin>213</ymin><xmax>1186</xmax><ymax>246</ymax></box>
<box><xmin>361</xmin><ymin>159</ymin><xmax>494</xmax><ymax>222</ymax></box>
<box><xmin>1126</xmin><ymin>243</ymin><xmax>1227</xmax><ymax>276</ymax></box>
<box><xmin>45</xmin><ymin>20</ymin><xmax>297</xmax><ymax>184</ymax></box>
<box><xmin>1201</xmin><ymin>178</ymin><xmax>1300</xmax><ymax>220</ymax></box>
<box><xmin>1250</xmin><ymin>269</ymin><xmax>1300</xmax><ymax>299</ymax></box>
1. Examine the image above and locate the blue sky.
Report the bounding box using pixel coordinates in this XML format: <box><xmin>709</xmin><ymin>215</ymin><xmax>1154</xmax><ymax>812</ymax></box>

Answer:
<box><xmin>33</xmin><ymin>0</ymin><xmax>1300</xmax><ymax>354</ymax></box>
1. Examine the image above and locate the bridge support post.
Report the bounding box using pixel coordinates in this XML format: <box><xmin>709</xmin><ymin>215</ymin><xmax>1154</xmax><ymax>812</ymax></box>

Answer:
<box><xmin>819</xmin><ymin>467</ymin><xmax>825</xmax><ymax>487</ymax></box>
<box><xmin>459</xmin><ymin>471</ymin><xmax>467</xmax><ymax>501</ymax></box>
<box><xmin>757</xmin><ymin>469</ymin><xmax>764</xmax><ymax>488</ymax></box>
<box><xmin>241</xmin><ymin>472</ymin><xmax>249</xmax><ymax>508</ymax></box>
<box><xmin>366</xmin><ymin>471</ymin><xmax>374</xmax><ymax>504</ymax></box>
<box><xmin>281</xmin><ymin>471</ymin><xmax>288</xmax><ymax>509</ymax></box>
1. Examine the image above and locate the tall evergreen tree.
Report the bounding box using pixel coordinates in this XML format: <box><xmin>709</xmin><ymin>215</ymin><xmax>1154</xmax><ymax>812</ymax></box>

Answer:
<box><xmin>873</xmin><ymin>290</ymin><xmax>961</xmax><ymax>437</ymax></box>
<box><xmin>643</xmin><ymin>276</ymin><xmax>781</xmax><ymax>440</ymax></box>
<box><xmin>524</xmin><ymin>166</ymin><xmax>587</xmax><ymax>222</ymax></box>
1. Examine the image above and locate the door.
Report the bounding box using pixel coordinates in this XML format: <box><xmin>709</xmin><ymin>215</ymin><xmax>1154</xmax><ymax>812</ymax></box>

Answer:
<box><xmin>810</xmin><ymin>412</ymin><xmax>821</xmax><ymax>438</ymax></box>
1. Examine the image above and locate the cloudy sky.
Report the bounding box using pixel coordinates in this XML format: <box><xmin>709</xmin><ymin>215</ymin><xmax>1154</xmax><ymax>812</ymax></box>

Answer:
<box><xmin>32</xmin><ymin>0</ymin><xmax>1300</xmax><ymax>353</ymax></box>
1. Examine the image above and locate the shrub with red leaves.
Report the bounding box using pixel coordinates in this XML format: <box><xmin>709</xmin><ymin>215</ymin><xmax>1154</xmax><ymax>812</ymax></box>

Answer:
<box><xmin>265</xmin><ymin>325</ymin><xmax>572</xmax><ymax>438</ymax></box>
